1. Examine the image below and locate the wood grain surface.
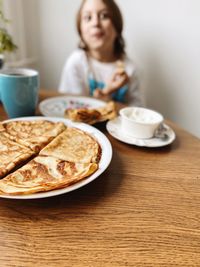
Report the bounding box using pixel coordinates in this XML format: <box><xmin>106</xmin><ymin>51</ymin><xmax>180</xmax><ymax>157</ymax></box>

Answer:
<box><xmin>0</xmin><ymin>90</ymin><xmax>200</xmax><ymax>267</ymax></box>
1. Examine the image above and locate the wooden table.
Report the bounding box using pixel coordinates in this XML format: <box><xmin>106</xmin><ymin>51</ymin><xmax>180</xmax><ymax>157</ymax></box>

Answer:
<box><xmin>0</xmin><ymin>90</ymin><xmax>200</xmax><ymax>267</ymax></box>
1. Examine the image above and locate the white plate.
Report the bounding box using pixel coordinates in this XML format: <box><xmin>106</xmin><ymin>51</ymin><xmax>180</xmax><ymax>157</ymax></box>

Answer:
<box><xmin>1</xmin><ymin>116</ymin><xmax>112</xmax><ymax>199</ymax></box>
<box><xmin>106</xmin><ymin>116</ymin><xmax>176</xmax><ymax>147</ymax></box>
<box><xmin>39</xmin><ymin>96</ymin><xmax>106</xmax><ymax>118</ymax></box>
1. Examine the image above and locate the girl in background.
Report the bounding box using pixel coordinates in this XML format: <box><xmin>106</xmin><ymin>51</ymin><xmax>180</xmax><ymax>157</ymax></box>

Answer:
<box><xmin>59</xmin><ymin>0</ymin><xmax>142</xmax><ymax>106</ymax></box>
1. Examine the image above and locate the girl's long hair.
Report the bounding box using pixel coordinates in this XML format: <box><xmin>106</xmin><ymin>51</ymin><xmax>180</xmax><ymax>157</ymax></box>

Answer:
<box><xmin>76</xmin><ymin>0</ymin><xmax>125</xmax><ymax>58</ymax></box>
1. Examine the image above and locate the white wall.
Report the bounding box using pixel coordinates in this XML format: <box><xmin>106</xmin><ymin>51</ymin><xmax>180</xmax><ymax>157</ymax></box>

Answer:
<box><xmin>26</xmin><ymin>0</ymin><xmax>200</xmax><ymax>138</ymax></box>
<box><xmin>119</xmin><ymin>0</ymin><xmax>200</xmax><ymax>138</ymax></box>
<box><xmin>3</xmin><ymin>0</ymin><xmax>38</xmax><ymax>68</ymax></box>
<box><xmin>36</xmin><ymin>0</ymin><xmax>80</xmax><ymax>90</ymax></box>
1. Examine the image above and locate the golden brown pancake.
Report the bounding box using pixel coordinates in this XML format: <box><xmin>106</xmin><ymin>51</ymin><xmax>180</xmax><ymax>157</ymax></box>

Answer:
<box><xmin>0</xmin><ymin>123</ymin><xmax>5</xmax><ymax>132</ymax></box>
<box><xmin>116</xmin><ymin>60</ymin><xmax>125</xmax><ymax>74</ymax></box>
<box><xmin>0</xmin><ymin>132</ymin><xmax>35</xmax><ymax>178</ymax></box>
<box><xmin>40</xmin><ymin>127</ymin><xmax>101</xmax><ymax>163</ymax></box>
<box><xmin>2</xmin><ymin>120</ymin><xmax>66</xmax><ymax>152</ymax></box>
<box><xmin>0</xmin><ymin>119</ymin><xmax>102</xmax><ymax>196</ymax></box>
<box><xmin>65</xmin><ymin>101</ymin><xmax>116</xmax><ymax>124</ymax></box>
<box><xmin>65</xmin><ymin>108</ymin><xmax>101</xmax><ymax>124</ymax></box>
<box><xmin>0</xmin><ymin>155</ymin><xmax>98</xmax><ymax>195</ymax></box>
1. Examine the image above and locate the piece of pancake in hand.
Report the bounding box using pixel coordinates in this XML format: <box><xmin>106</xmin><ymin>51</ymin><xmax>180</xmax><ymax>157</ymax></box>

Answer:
<box><xmin>116</xmin><ymin>60</ymin><xmax>125</xmax><ymax>74</ymax></box>
<box><xmin>0</xmin><ymin>155</ymin><xmax>98</xmax><ymax>195</ymax></box>
<box><xmin>65</xmin><ymin>101</ymin><xmax>116</xmax><ymax>124</ymax></box>
<box><xmin>2</xmin><ymin>120</ymin><xmax>66</xmax><ymax>152</ymax></box>
<box><xmin>40</xmin><ymin>127</ymin><xmax>101</xmax><ymax>164</ymax></box>
<box><xmin>0</xmin><ymin>132</ymin><xmax>35</xmax><ymax>178</ymax></box>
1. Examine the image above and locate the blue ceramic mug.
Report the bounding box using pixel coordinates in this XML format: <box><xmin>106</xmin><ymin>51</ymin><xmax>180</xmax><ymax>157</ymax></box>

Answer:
<box><xmin>0</xmin><ymin>68</ymin><xmax>39</xmax><ymax>118</ymax></box>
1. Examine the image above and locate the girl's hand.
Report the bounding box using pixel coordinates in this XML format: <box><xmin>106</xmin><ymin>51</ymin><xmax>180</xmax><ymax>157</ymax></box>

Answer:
<box><xmin>93</xmin><ymin>69</ymin><xmax>129</xmax><ymax>101</ymax></box>
<box><xmin>103</xmin><ymin>70</ymin><xmax>129</xmax><ymax>95</ymax></box>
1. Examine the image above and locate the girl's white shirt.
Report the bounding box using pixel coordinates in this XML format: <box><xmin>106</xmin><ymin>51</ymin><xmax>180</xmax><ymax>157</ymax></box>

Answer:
<box><xmin>59</xmin><ymin>49</ymin><xmax>142</xmax><ymax>106</ymax></box>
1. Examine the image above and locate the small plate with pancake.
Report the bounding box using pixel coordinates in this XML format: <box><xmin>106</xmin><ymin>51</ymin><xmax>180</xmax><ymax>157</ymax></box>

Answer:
<box><xmin>0</xmin><ymin>117</ymin><xmax>112</xmax><ymax>199</ymax></box>
<box><xmin>39</xmin><ymin>96</ymin><xmax>106</xmax><ymax>118</ymax></box>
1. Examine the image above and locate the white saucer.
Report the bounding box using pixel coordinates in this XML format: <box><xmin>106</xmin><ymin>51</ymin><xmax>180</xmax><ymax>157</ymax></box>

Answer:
<box><xmin>106</xmin><ymin>117</ymin><xmax>176</xmax><ymax>147</ymax></box>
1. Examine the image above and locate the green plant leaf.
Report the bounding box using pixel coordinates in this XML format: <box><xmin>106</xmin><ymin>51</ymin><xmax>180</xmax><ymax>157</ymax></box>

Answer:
<box><xmin>0</xmin><ymin>0</ymin><xmax>17</xmax><ymax>53</ymax></box>
<box><xmin>0</xmin><ymin>28</ymin><xmax>17</xmax><ymax>53</ymax></box>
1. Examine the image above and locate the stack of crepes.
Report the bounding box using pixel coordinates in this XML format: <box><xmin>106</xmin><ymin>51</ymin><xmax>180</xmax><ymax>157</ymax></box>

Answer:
<box><xmin>0</xmin><ymin>120</ymin><xmax>101</xmax><ymax>195</ymax></box>
<box><xmin>65</xmin><ymin>101</ymin><xmax>116</xmax><ymax>125</ymax></box>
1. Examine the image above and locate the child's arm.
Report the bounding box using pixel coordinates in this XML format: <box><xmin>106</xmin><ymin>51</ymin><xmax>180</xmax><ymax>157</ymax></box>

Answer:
<box><xmin>103</xmin><ymin>70</ymin><xmax>129</xmax><ymax>94</ymax></box>
<box><xmin>93</xmin><ymin>69</ymin><xmax>129</xmax><ymax>101</ymax></box>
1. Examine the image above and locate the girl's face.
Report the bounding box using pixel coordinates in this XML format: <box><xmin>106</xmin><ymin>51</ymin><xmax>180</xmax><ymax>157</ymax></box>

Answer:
<box><xmin>80</xmin><ymin>0</ymin><xmax>117</xmax><ymax>55</ymax></box>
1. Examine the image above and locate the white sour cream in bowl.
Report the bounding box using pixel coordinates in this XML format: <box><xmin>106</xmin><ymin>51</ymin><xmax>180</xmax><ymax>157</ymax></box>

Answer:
<box><xmin>119</xmin><ymin>107</ymin><xmax>164</xmax><ymax>139</ymax></box>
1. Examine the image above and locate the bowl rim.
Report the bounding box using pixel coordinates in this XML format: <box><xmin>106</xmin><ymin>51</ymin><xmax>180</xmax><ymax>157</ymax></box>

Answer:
<box><xmin>119</xmin><ymin>107</ymin><xmax>164</xmax><ymax>125</ymax></box>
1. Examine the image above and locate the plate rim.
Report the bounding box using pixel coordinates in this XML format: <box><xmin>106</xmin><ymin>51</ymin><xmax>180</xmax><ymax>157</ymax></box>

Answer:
<box><xmin>1</xmin><ymin>116</ymin><xmax>112</xmax><ymax>199</ymax></box>
<box><xmin>39</xmin><ymin>95</ymin><xmax>106</xmax><ymax>117</ymax></box>
<box><xmin>106</xmin><ymin>116</ymin><xmax>176</xmax><ymax>148</ymax></box>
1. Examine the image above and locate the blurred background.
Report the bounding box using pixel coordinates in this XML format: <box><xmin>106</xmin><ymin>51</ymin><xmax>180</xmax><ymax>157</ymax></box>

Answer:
<box><xmin>3</xmin><ymin>0</ymin><xmax>200</xmax><ymax>138</ymax></box>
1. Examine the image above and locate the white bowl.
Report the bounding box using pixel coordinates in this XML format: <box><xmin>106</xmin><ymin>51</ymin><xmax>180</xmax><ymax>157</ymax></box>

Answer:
<box><xmin>119</xmin><ymin>107</ymin><xmax>164</xmax><ymax>139</ymax></box>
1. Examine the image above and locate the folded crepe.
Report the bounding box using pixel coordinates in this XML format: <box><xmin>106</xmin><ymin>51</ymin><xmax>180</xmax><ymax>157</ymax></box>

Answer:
<box><xmin>65</xmin><ymin>101</ymin><xmax>116</xmax><ymax>124</ymax></box>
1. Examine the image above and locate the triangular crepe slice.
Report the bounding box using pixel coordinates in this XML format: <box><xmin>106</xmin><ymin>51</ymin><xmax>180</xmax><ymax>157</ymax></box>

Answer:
<box><xmin>40</xmin><ymin>127</ymin><xmax>101</xmax><ymax>163</ymax></box>
<box><xmin>0</xmin><ymin>132</ymin><xmax>35</xmax><ymax>178</ymax></box>
<box><xmin>0</xmin><ymin>155</ymin><xmax>98</xmax><ymax>195</ymax></box>
<box><xmin>2</xmin><ymin>120</ymin><xmax>66</xmax><ymax>152</ymax></box>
